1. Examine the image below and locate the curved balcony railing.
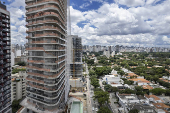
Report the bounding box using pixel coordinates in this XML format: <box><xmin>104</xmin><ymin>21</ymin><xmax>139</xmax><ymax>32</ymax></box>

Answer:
<box><xmin>27</xmin><ymin>20</ymin><xmax>57</xmax><ymax>26</ymax></box>
<box><xmin>27</xmin><ymin>80</ymin><xmax>64</xmax><ymax>91</ymax></box>
<box><xmin>27</xmin><ymin>65</ymin><xmax>50</xmax><ymax>72</ymax></box>
<box><xmin>26</xmin><ymin>0</ymin><xmax>65</xmax><ymax>15</ymax></box>
<box><xmin>26</xmin><ymin>26</ymin><xmax>65</xmax><ymax>35</ymax></box>
<box><xmin>27</xmin><ymin>60</ymin><xmax>45</xmax><ymax>63</ymax></box>
<box><xmin>26</xmin><ymin>5</ymin><xmax>65</xmax><ymax>20</ymax></box>
<box><xmin>35</xmin><ymin>33</ymin><xmax>59</xmax><ymax>38</ymax></box>
<box><xmin>27</xmin><ymin>67</ymin><xmax>65</xmax><ymax>78</ymax></box>
<box><xmin>31</xmin><ymin>40</ymin><xmax>60</xmax><ymax>44</ymax></box>
<box><xmin>26</xmin><ymin>77</ymin><xmax>44</xmax><ymax>84</ymax></box>
<box><xmin>26</xmin><ymin>47</ymin><xmax>65</xmax><ymax>51</ymax></box>
<box><xmin>26</xmin><ymin>33</ymin><xmax>65</xmax><ymax>40</ymax></box>
<box><xmin>26</xmin><ymin>11</ymin><xmax>64</xmax><ymax>24</ymax></box>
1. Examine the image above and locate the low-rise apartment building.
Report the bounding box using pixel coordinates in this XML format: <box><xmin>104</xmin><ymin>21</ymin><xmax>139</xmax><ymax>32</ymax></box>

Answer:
<box><xmin>11</xmin><ymin>71</ymin><xmax>27</xmax><ymax>102</ymax></box>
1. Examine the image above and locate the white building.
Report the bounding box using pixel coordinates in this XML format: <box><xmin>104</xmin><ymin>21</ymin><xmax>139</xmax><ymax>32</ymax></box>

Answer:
<box><xmin>102</xmin><ymin>75</ymin><xmax>124</xmax><ymax>85</ymax></box>
<box><xmin>116</xmin><ymin>93</ymin><xmax>140</xmax><ymax>107</ymax></box>
<box><xmin>117</xmin><ymin>52</ymin><xmax>123</xmax><ymax>55</ymax></box>
<box><xmin>16</xmin><ymin>50</ymin><xmax>21</xmax><ymax>57</ymax></box>
<box><xmin>111</xmin><ymin>51</ymin><xmax>115</xmax><ymax>57</ymax></box>
<box><xmin>103</xmin><ymin>50</ymin><xmax>110</xmax><ymax>58</ymax></box>
<box><xmin>11</xmin><ymin>71</ymin><xmax>27</xmax><ymax>102</ymax></box>
<box><xmin>11</xmin><ymin>51</ymin><xmax>15</xmax><ymax>66</ymax></box>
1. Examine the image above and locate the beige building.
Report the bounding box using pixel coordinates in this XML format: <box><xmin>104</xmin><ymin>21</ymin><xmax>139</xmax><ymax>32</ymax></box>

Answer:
<box><xmin>11</xmin><ymin>71</ymin><xmax>27</xmax><ymax>102</ymax></box>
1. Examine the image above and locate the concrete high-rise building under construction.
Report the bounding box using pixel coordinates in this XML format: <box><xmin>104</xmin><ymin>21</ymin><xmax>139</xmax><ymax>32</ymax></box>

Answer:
<box><xmin>20</xmin><ymin>0</ymin><xmax>69</xmax><ymax>113</ymax></box>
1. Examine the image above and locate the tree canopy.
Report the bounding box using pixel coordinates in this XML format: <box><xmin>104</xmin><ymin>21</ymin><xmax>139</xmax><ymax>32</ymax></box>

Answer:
<box><xmin>94</xmin><ymin>90</ymin><xmax>110</xmax><ymax>106</ymax></box>
<box><xmin>97</xmin><ymin>106</ymin><xmax>112</xmax><ymax>113</ymax></box>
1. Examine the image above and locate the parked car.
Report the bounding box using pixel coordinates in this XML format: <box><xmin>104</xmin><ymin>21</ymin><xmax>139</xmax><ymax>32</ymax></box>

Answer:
<box><xmin>92</xmin><ymin>107</ymin><xmax>94</xmax><ymax>111</ymax></box>
<box><xmin>95</xmin><ymin>108</ymin><xmax>98</xmax><ymax>111</ymax></box>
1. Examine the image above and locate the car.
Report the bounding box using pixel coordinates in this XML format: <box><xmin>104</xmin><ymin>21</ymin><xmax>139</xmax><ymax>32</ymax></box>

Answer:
<box><xmin>92</xmin><ymin>107</ymin><xmax>94</xmax><ymax>111</ymax></box>
<box><xmin>95</xmin><ymin>108</ymin><xmax>98</xmax><ymax>111</ymax></box>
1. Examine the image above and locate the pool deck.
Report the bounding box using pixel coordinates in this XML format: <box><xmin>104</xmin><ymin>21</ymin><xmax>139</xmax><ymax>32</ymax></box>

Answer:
<box><xmin>70</xmin><ymin>101</ymin><xmax>83</xmax><ymax>113</ymax></box>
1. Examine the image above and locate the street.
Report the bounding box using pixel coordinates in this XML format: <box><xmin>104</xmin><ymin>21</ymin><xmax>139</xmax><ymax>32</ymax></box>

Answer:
<box><xmin>85</xmin><ymin>63</ymin><xmax>98</xmax><ymax>113</ymax></box>
<box><xmin>109</xmin><ymin>93</ymin><xmax>118</xmax><ymax>113</ymax></box>
<box><xmin>99</xmin><ymin>78</ymin><xmax>118</xmax><ymax>113</ymax></box>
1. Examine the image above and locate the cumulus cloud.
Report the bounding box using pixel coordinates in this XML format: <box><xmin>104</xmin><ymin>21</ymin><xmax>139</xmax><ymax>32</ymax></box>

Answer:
<box><xmin>80</xmin><ymin>2</ymin><xmax>91</xmax><ymax>9</ymax></box>
<box><xmin>18</xmin><ymin>26</ymin><xmax>26</xmax><ymax>33</ymax></box>
<box><xmin>11</xmin><ymin>26</ymin><xmax>17</xmax><ymax>31</ymax></box>
<box><xmin>7</xmin><ymin>0</ymin><xmax>26</xmax><ymax>44</ymax></box>
<box><xmin>115</xmin><ymin>0</ymin><xmax>145</xmax><ymax>7</ymax></box>
<box><xmin>70</xmin><ymin>6</ymin><xmax>86</xmax><ymax>24</ymax></box>
<box><xmin>70</xmin><ymin>0</ymin><xmax>170</xmax><ymax>47</ymax></box>
<box><xmin>7</xmin><ymin>0</ymin><xmax>170</xmax><ymax>47</ymax></box>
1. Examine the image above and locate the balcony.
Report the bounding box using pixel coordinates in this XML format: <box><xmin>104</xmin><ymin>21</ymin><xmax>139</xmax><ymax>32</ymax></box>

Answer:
<box><xmin>26</xmin><ymin>47</ymin><xmax>65</xmax><ymax>51</ymax></box>
<box><xmin>26</xmin><ymin>36</ymin><xmax>31</xmax><ymax>39</ymax></box>
<box><xmin>4</xmin><ymin>55</ymin><xmax>10</xmax><ymax>59</ymax></box>
<box><xmin>31</xmin><ymin>40</ymin><xmax>57</xmax><ymax>44</ymax></box>
<box><xmin>27</xmin><ymin>86</ymin><xmax>65</xmax><ymax>107</ymax></box>
<box><xmin>26</xmin><ymin>26</ymin><xmax>65</xmax><ymax>35</ymax></box>
<box><xmin>1</xmin><ymin>14</ymin><xmax>5</xmax><ymax>18</ymax></box>
<box><xmin>2</xmin><ymin>19</ymin><xmax>7</xmax><ymax>23</ymax></box>
<box><xmin>26</xmin><ymin>11</ymin><xmax>64</xmax><ymax>25</ymax></box>
<box><xmin>26</xmin><ymin>4</ymin><xmax>65</xmax><ymax>20</ymax></box>
<box><xmin>27</xmin><ymin>67</ymin><xmax>65</xmax><ymax>79</ymax></box>
<box><xmin>0</xmin><ymin>52</ymin><xmax>3</xmax><ymax>55</ymax></box>
<box><xmin>26</xmin><ymin>0</ymin><xmax>60</xmax><ymax>7</ymax></box>
<box><xmin>3</xmin><ymin>38</ymin><xmax>10</xmax><ymax>41</ymax></box>
<box><xmin>26</xmin><ymin>77</ymin><xmax>44</xmax><ymax>84</ymax></box>
<box><xmin>25</xmin><ymin>0</ymin><xmax>66</xmax><ymax>19</ymax></box>
<box><xmin>26</xmin><ymin>20</ymin><xmax>63</xmax><ymax>28</ymax></box>
<box><xmin>27</xmin><ymin>86</ymin><xmax>64</xmax><ymax>102</ymax></box>
<box><xmin>34</xmin><ymin>33</ymin><xmax>60</xmax><ymax>38</ymax></box>
<box><xmin>27</xmin><ymin>60</ymin><xmax>44</xmax><ymax>64</ymax></box>
<box><xmin>26</xmin><ymin>65</ymin><xmax>50</xmax><ymax>72</ymax></box>
<box><xmin>3</xmin><ymin>47</ymin><xmax>10</xmax><ymax>50</ymax></box>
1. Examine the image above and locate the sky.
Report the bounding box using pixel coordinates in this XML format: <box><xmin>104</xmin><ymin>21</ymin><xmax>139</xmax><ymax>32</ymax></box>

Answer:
<box><xmin>3</xmin><ymin>0</ymin><xmax>170</xmax><ymax>47</ymax></box>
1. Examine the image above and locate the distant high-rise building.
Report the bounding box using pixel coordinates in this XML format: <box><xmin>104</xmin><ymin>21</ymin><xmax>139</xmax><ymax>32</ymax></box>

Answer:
<box><xmin>67</xmin><ymin>35</ymin><xmax>83</xmax><ymax>92</ymax></box>
<box><xmin>108</xmin><ymin>46</ymin><xmax>112</xmax><ymax>52</ymax></box>
<box><xmin>115</xmin><ymin>45</ymin><xmax>120</xmax><ymax>53</ymax></box>
<box><xmin>67</xmin><ymin>35</ymin><xmax>82</xmax><ymax>78</ymax></box>
<box><xmin>0</xmin><ymin>2</ymin><xmax>12</xmax><ymax>113</ymax></box>
<box><xmin>20</xmin><ymin>0</ymin><xmax>68</xmax><ymax>112</ymax></box>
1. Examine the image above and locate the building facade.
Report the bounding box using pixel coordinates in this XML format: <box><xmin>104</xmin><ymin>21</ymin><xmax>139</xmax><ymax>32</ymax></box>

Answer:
<box><xmin>67</xmin><ymin>35</ymin><xmax>83</xmax><ymax>91</ymax></box>
<box><xmin>11</xmin><ymin>71</ymin><xmax>27</xmax><ymax>102</ymax></box>
<box><xmin>0</xmin><ymin>2</ymin><xmax>11</xmax><ymax>113</ymax></box>
<box><xmin>20</xmin><ymin>0</ymin><xmax>68</xmax><ymax>112</ymax></box>
<box><xmin>67</xmin><ymin>35</ymin><xmax>82</xmax><ymax>78</ymax></box>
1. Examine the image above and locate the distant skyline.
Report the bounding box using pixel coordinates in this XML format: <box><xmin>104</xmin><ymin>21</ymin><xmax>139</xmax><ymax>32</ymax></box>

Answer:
<box><xmin>3</xmin><ymin>0</ymin><xmax>170</xmax><ymax>47</ymax></box>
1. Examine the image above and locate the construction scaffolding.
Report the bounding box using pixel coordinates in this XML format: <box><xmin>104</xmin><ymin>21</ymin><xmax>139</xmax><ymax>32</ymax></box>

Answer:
<box><xmin>67</xmin><ymin>35</ymin><xmax>83</xmax><ymax>91</ymax></box>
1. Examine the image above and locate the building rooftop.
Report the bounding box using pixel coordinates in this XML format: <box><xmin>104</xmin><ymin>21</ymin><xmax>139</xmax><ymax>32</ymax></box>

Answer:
<box><xmin>128</xmin><ymin>78</ymin><xmax>151</xmax><ymax>83</ymax></box>
<box><xmin>159</xmin><ymin>78</ymin><xmax>170</xmax><ymax>83</ymax></box>
<box><xmin>118</xmin><ymin>94</ymin><xmax>138</xmax><ymax>100</ymax></box>
<box><xmin>137</xmin><ymin>95</ymin><xmax>147</xmax><ymax>100</ymax></box>
<box><xmin>143</xmin><ymin>85</ymin><xmax>153</xmax><ymax>90</ymax></box>
<box><xmin>152</xmin><ymin>103</ymin><xmax>170</xmax><ymax>113</ymax></box>
<box><xmin>144</xmin><ymin>94</ymin><xmax>164</xmax><ymax>102</ymax></box>
<box><xmin>128</xmin><ymin>104</ymin><xmax>156</xmax><ymax>113</ymax></box>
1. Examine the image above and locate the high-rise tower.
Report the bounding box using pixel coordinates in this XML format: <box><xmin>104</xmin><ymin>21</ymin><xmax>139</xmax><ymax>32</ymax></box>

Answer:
<box><xmin>20</xmin><ymin>0</ymin><xmax>68</xmax><ymax>112</ymax></box>
<box><xmin>0</xmin><ymin>2</ymin><xmax>11</xmax><ymax>113</ymax></box>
